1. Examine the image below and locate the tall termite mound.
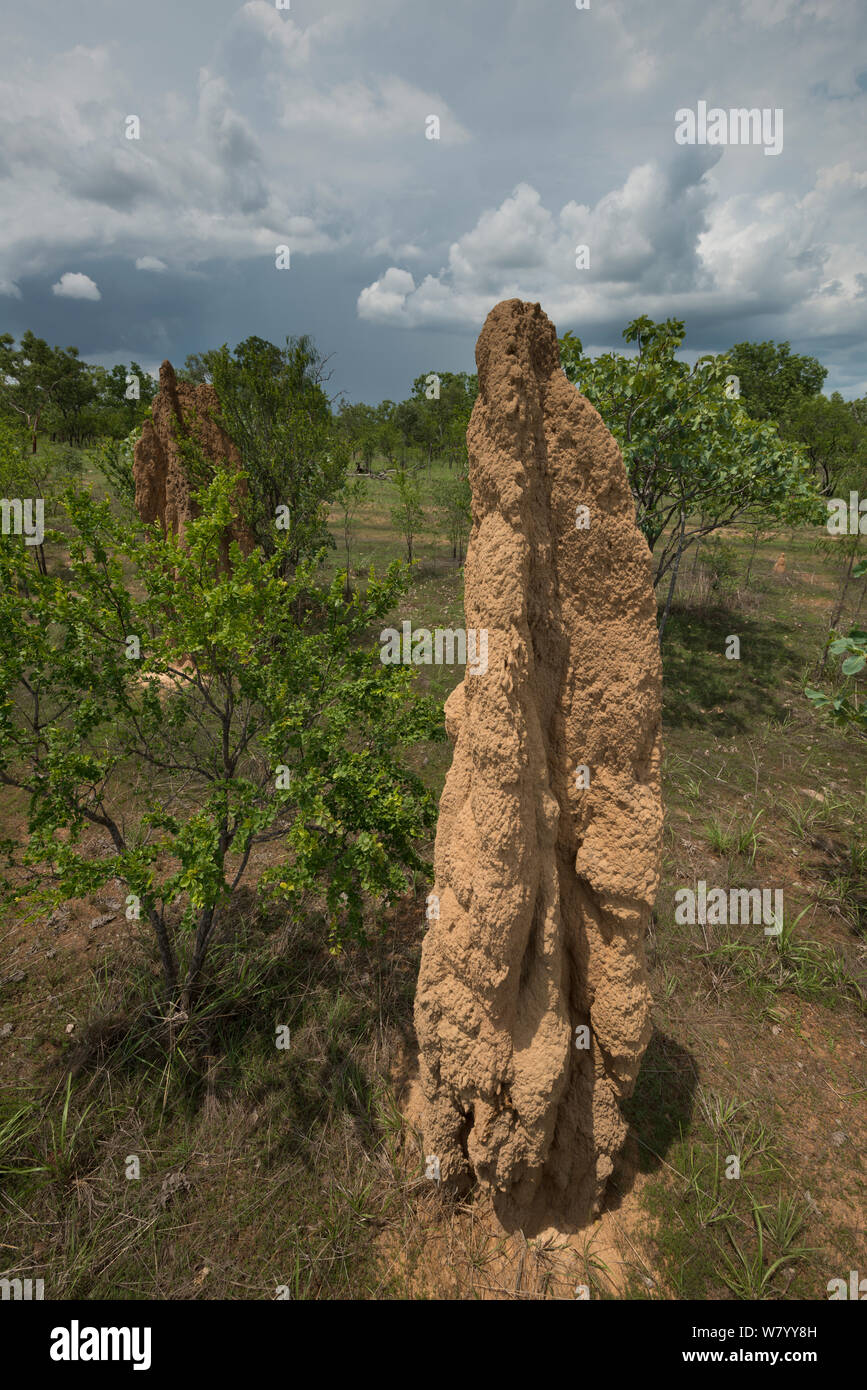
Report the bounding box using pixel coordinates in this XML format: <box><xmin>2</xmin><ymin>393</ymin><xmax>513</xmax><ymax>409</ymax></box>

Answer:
<box><xmin>133</xmin><ymin>360</ymin><xmax>255</xmax><ymax>565</ymax></box>
<box><xmin>413</xmin><ymin>299</ymin><xmax>663</xmax><ymax>1230</ymax></box>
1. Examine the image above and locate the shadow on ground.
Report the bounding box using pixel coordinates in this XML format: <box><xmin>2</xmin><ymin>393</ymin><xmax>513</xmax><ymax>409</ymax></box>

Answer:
<box><xmin>662</xmin><ymin>601</ymin><xmax>802</xmax><ymax>734</ymax></box>
<box><xmin>614</xmin><ymin>1029</ymin><xmax>698</xmax><ymax>1192</ymax></box>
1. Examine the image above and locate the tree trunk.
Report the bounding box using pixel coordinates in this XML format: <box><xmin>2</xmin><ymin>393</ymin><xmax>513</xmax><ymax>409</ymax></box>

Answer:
<box><xmin>743</xmin><ymin>526</ymin><xmax>760</xmax><ymax>589</ymax></box>
<box><xmin>182</xmin><ymin>904</ymin><xmax>217</xmax><ymax>1011</ymax></box>
<box><xmin>150</xmin><ymin>906</ymin><xmax>178</xmax><ymax>996</ymax></box>
<box><xmin>690</xmin><ymin>517</ymin><xmax>705</xmax><ymax>580</ymax></box>
<box><xmin>343</xmin><ymin>524</ymin><xmax>353</xmax><ymax>596</ymax></box>
<box><xmin>657</xmin><ymin>508</ymin><xmax>686</xmax><ymax>645</ymax></box>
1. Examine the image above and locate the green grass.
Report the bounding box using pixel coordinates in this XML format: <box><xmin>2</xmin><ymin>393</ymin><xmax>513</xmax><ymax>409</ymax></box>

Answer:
<box><xmin>704</xmin><ymin>809</ymin><xmax>765</xmax><ymax>864</ymax></box>
<box><xmin>701</xmin><ymin>907</ymin><xmax>865</xmax><ymax>1012</ymax></box>
<box><xmin>0</xmin><ymin>903</ymin><xmax>426</xmax><ymax>1298</ymax></box>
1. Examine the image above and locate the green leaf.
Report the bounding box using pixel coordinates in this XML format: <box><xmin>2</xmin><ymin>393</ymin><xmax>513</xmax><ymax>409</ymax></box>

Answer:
<box><xmin>841</xmin><ymin>654</ymin><xmax>866</xmax><ymax>676</ymax></box>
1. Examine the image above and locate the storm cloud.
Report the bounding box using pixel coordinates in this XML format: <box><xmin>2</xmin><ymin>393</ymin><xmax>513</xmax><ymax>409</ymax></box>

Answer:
<box><xmin>0</xmin><ymin>0</ymin><xmax>864</xmax><ymax>399</ymax></box>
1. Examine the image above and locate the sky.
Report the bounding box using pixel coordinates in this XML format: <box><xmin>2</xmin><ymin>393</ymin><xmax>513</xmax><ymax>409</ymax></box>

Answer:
<box><xmin>0</xmin><ymin>0</ymin><xmax>865</xmax><ymax>404</ymax></box>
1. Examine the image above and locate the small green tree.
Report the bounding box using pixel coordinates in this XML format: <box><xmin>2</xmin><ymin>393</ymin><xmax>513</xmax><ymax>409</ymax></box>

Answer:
<box><xmin>208</xmin><ymin>335</ymin><xmax>343</xmax><ymax>571</ymax></box>
<box><xmin>0</xmin><ymin>472</ymin><xmax>442</xmax><ymax>1011</ymax></box>
<box><xmin>375</xmin><ymin>401</ymin><xmax>404</xmax><ymax>469</ymax></box>
<box><xmin>0</xmin><ymin>414</ymin><xmax>30</xmax><ymax>493</ymax></box>
<box><xmin>408</xmin><ymin>371</ymin><xmax>477</xmax><ymax>470</ymax></box>
<box><xmin>781</xmin><ymin>392</ymin><xmax>865</xmax><ymax>499</ymax></box>
<box><xmin>390</xmin><ymin>466</ymin><xmax>425</xmax><ymax>565</ymax></box>
<box><xmin>94</xmin><ymin>425</ymin><xmax>141</xmax><ymax>517</ymax></box>
<box><xmin>723</xmin><ymin>339</ymin><xmax>826</xmax><ymax>423</ymax></box>
<box><xmin>335</xmin><ymin>473</ymin><xmax>366</xmax><ymax>595</ymax></box>
<box><xmin>337</xmin><ymin>401</ymin><xmax>379</xmax><ymax>473</ymax></box>
<box><xmin>44</xmin><ymin>351</ymin><xmax>98</xmax><ymax>447</ymax></box>
<box><xmin>0</xmin><ymin>332</ymin><xmax>83</xmax><ymax>453</ymax></box>
<box><xmin>806</xmin><ymin>561</ymin><xmax>867</xmax><ymax>733</ymax></box>
<box><xmin>0</xmin><ymin>413</ymin><xmax>83</xmax><ymax>576</ymax></box>
<box><xmin>432</xmin><ymin>471</ymin><xmax>471</xmax><ymax>563</ymax></box>
<box><xmin>560</xmin><ymin>318</ymin><xmax>825</xmax><ymax>637</ymax></box>
<box><xmin>91</xmin><ymin>362</ymin><xmax>158</xmax><ymax>439</ymax></box>
<box><xmin>811</xmin><ymin>517</ymin><xmax>866</xmax><ymax>677</ymax></box>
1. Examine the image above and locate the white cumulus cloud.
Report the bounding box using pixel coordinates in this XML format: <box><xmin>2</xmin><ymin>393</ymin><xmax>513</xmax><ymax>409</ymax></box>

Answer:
<box><xmin>356</xmin><ymin>267</ymin><xmax>418</xmax><ymax>323</ymax></box>
<box><xmin>357</xmin><ymin>156</ymin><xmax>867</xmax><ymax>350</ymax></box>
<box><xmin>51</xmin><ymin>271</ymin><xmax>101</xmax><ymax>300</ymax></box>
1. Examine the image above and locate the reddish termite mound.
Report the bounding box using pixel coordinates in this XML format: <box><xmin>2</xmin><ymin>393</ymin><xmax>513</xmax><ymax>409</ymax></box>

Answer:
<box><xmin>413</xmin><ymin>299</ymin><xmax>663</xmax><ymax>1230</ymax></box>
<box><xmin>133</xmin><ymin>360</ymin><xmax>255</xmax><ymax>565</ymax></box>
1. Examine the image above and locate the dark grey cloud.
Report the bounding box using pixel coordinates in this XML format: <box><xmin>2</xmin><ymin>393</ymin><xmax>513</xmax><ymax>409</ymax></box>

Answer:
<box><xmin>68</xmin><ymin>159</ymin><xmax>156</xmax><ymax>211</ymax></box>
<box><xmin>0</xmin><ymin>0</ymin><xmax>864</xmax><ymax>399</ymax></box>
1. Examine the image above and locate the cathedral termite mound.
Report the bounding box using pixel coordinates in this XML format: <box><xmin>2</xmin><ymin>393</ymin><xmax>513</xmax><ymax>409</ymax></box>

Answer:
<box><xmin>412</xmin><ymin>298</ymin><xmax>663</xmax><ymax>1231</ymax></box>
<box><xmin>133</xmin><ymin>360</ymin><xmax>255</xmax><ymax>567</ymax></box>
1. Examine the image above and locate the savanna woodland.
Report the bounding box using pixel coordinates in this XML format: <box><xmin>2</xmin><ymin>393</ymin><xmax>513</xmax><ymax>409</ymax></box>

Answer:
<box><xmin>1</xmin><ymin>321</ymin><xmax>865</xmax><ymax>1299</ymax></box>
